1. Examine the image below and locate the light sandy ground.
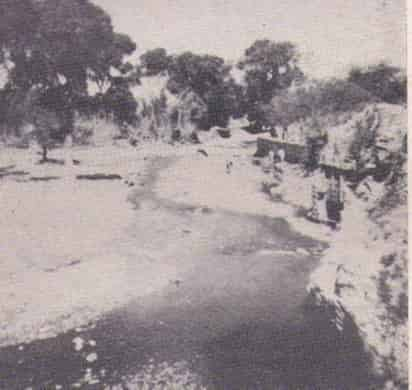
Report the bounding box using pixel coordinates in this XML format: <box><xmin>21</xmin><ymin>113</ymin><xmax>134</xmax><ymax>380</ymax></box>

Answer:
<box><xmin>0</xmin><ymin>143</ymin><xmax>184</xmax><ymax>345</ymax></box>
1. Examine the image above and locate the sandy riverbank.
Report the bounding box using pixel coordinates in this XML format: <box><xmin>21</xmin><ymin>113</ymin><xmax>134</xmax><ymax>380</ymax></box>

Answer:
<box><xmin>0</xmin><ymin>144</ymin><xmax>168</xmax><ymax>345</ymax></box>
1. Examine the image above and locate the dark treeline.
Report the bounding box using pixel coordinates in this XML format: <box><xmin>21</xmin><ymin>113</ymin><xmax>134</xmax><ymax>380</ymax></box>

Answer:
<box><xmin>0</xmin><ymin>0</ymin><xmax>407</xmax><ymax>156</ymax></box>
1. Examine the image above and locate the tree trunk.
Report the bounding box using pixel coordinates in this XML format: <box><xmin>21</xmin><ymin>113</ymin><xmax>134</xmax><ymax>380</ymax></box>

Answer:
<box><xmin>42</xmin><ymin>146</ymin><xmax>48</xmax><ymax>162</ymax></box>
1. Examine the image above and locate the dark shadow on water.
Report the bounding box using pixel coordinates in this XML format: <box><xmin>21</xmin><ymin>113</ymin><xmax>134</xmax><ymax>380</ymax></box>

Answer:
<box><xmin>201</xmin><ymin>296</ymin><xmax>379</xmax><ymax>390</ymax></box>
<box><xmin>0</xmin><ymin>295</ymin><xmax>381</xmax><ymax>390</ymax></box>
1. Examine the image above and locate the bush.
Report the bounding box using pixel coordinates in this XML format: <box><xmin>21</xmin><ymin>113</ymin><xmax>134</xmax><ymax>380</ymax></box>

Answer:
<box><xmin>264</xmin><ymin>79</ymin><xmax>376</xmax><ymax>130</ymax></box>
<box><xmin>348</xmin><ymin>63</ymin><xmax>407</xmax><ymax>105</ymax></box>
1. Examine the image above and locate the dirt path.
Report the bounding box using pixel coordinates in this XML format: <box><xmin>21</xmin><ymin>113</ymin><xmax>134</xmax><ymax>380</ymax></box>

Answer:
<box><xmin>0</xmin><ymin>145</ymin><xmax>379</xmax><ymax>389</ymax></box>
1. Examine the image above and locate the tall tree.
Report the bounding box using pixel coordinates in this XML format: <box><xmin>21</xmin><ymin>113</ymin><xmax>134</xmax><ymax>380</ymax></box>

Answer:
<box><xmin>0</xmin><ymin>0</ymin><xmax>136</xmax><ymax>152</ymax></box>
<box><xmin>167</xmin><ymin>51</ymin><xmax>243</xmax><ymax>129</ymax></box>
<box><xmin>238</xmin><ymin>39</ymin><xmax>304</xmax><ymax>128</ymax></box>
<box><xmin>138</xmin><ymin>49</ymin><xmax>243</xmax><ymax>129</ymax></box>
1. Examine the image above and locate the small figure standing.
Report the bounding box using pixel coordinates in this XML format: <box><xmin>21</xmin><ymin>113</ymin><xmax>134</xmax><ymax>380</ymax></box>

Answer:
<box><xmin>326</xmin><ymin>175</ymin><xmax>342</xmax><ymax>229</ymax></box>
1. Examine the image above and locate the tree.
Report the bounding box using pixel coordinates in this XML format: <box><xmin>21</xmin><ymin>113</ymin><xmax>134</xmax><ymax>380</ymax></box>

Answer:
<box><xmin>348</xmin><ymin>63</ymin><xmax>406</xmax><ymax>105</ymax></box>
<box><xmin>33</xmin><ymin>108</ymin><xmax>61</xmax><ymax>162</ymax></box>
<box><xmin>264</xmin><ymin>79</ymin><xmax>376</xmax><ymax>130</ymax></box>
<box><xmin>261</xmin><ymin>79</ymin><xmax>378</xmax><ymax>169</ymax></box>
<box><xmin>103</xmin><ymin>77</ymin><xmax>138</xmax><ymax>129</ymax></box>
<box><xmin>0</xmin><ymin>0</ymin><xmax>137</xmax><ymax>149</ymax></box>
<box><xmin>137</xmin><ymin>49</ymin><xmax>246</xmax><ymax>130</ymax></box>
<box><xmin>0</xmin><ymin>0</ymin><xmax>39</xmax><ymax>84</ymax></box>
<box><xmin>88</xmin><ymin>32</ymin><xmax>137</xmax><ymax>93</ymax></box>
<box><xmin>238</xmin><ymin>39</ymin><xmax>304</xmax><ymax>128</ymax></box>
<box><xmin>167</xmin><ymin>52</ymin><xmax>242</xmax><ymax>129</ymax></box>
<box><xmin>199</xmin><ymin>78</ymin><xmax>244</xmax><ymax>129</ymax></box>
<box><xmin>140</xmin><ymin>48</ymin><xmax>171</xmax><ymax>77</ymax></box>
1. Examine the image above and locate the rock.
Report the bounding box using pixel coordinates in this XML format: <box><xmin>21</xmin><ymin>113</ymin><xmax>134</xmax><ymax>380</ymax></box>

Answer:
<box><xmin>190</xmin><ymin>131</ymin><xmax>201</xmax><ymax>144</ymax></box>
<box><xmin>29</xmin><ymin>176</ymin><xmax>60</xmax><ymax>182</ymax></box>
<box><xmin>296</xmin><ymin>248</ymin><xmax>310</xmax><ymax>256</ymax></box>
<box><xmin>66</xmin><ymin>259</ymin><xmax>81</xmax><ymax>267</ymax></box>
<box><xmin>201</xmin><ymin>207</ymin><xmax>213</xmax><ymax>214</ymax></box>
<box><xmin>39</xmin><ymin>325</ymin><xmax>51</xmax><ymax>334</ymax></box>
<box><xmin>86</xmin><ymin>352</ymin><xmax>98</xmax><ymax>363</ymax></box>
<box><xmin>197</xmin><ymin>149</ymin><xmax>208</xmax><ymax>157</ymax></box>
<box><xmin>73</xmin><ymin>337</ymin><xmax>84</xmax><ymax>351</ymax></box>
<box><xmin>88</xmin><ymin>340</ymin><xmax>97</xmax><ymax>347</ymax></box>
<box><xmin>76</xmin><ymin>174</ymin><xmax>122</xmax><ymax>181</ymax></box>
<box><xmin>269</xmin><ymin>185</ymin><xmax>279</xmax><ymax>197</ymax></box>
<box><xmin>216</xmin><ymin>128</ymin><xmax>231</xmax><ymax>138</ymax></box>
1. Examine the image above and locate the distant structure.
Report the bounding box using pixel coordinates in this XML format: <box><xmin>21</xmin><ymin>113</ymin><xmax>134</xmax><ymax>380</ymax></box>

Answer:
<box><xmin>255</xmin><ymin>121</ymin><xmax>328</xmax><ymax>165</ymax></box>
<box><xmin>255</xmin><ymin>135</ymin><xmax>308</xmax><ymax>164</ymax></box>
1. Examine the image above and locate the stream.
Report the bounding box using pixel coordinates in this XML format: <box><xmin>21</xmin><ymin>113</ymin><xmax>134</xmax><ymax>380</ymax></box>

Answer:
<box><xmin>0</xmin><ymin>157</ymin><xmax>379</xmax><ymax>389</ymax></box>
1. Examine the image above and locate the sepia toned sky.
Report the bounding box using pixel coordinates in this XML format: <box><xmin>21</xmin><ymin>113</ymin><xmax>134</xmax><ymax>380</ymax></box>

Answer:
<box><xmin>93</xmin><ymin>0</ymin><xmax>406</xmax><ymax>79</ymax></box>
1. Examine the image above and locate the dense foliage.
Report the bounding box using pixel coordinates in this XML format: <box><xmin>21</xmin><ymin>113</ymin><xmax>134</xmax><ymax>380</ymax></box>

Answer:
<box><xmin>238</xmin><ymin>39</ymin><xmax>304</xmax><ymax>128</ymax></box>
<box><xmin>263</xmin><ymin>79</ymin><xmax>377</xmax><ymax>130</ymax></box>
<box><xmin>0</xmin><ymin>2</ymin><xmax>407</xmax><ymax>148</ymax></box>
<box><xmin>139</xmin><ymin>49</ymin><xmax>244</xmax><ymax>129</ymax></box>
<box><xmin>348</xmin><ymin>63</ymin><xmax>406</xmax><ymax>105</ymax></box>
<box><xmin>0</xmin><ymin>0</ymin><xmax>136</xmax><ymax>151</ymax></box>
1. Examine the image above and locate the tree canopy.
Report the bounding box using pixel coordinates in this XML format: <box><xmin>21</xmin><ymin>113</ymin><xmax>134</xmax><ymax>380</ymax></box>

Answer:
<box><xmin>168</xmin><ymin>52</ymin><xmax>242</xmax><ymax>128</ymax></box>
<box><xmin>263</xmin><ymin>79</ymin><xmax>376</xmax><ymax>129</ymax></box>
<box><xmin>0</xmin><ymin>1</ymin><xmax>406</xmax><ymax>148</ymax></box>
<box><xmin>140</xmin><ymin>48</ymin><xmax>172</xmax><ymax>77</ymax></box>
<box><xmin>0</xmin><ymin>0</ymin><xmax>136</xmax><ymax>142</ymax></box>
<box><xmin>238</xmin><ymin>39</ymin><xmax>304</xmax><ymax>127</ymax></box>
<box><xmin>348</xmin><ymin>63</ymin><xmax>406</xmax><ymax>105</ymax></box>
<box><xmin>139</xmin><ymin>49</ymin><xmax>244</xmax><ymax>129</ymax></box>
